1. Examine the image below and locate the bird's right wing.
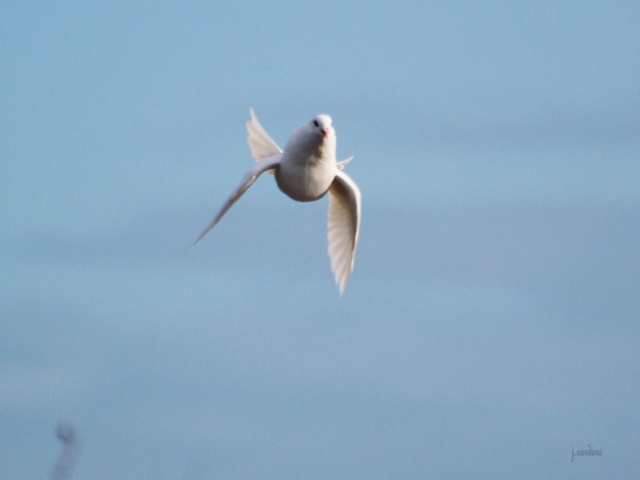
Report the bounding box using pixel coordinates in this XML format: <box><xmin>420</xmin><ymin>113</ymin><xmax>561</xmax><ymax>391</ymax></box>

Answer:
<box><xmin>247</xmin><ymin>108</ymin><xmax>282</xmax><ymax>161</ymax></box>
<box><xmin>190</xmin><ymin>155</ymin><xmax>281</xmax><ymax>248</ymax></box>
<box><xmin>327</xmin><ymin>170</ymin><xmax>361</xmax><ymax>295</ymax></box>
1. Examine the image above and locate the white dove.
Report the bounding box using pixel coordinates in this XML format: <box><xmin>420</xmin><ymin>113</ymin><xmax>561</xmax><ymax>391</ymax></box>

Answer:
<box><xmin>192</xmin><ymin>109</ymin><xmax>361</xmax><ymax>294</ymax></box>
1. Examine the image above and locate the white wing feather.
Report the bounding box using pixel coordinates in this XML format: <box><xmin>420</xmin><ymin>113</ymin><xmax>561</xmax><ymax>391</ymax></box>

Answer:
<box><xmin>337</xmin><ymin>156</ymin><xmax>354</xmax><ymax>170</ymax></box>
<box><xmin>191</xmin><ymin>155</ymin><xmax>281</xmax><ymax>248</ymax></box>
<box><xmin>327</xmin><ymin>170</ymin><xmax>361</xmax><ymax>294</ymax></box>
<box><xmin>246</xmin><ymin>108</ymin><xmax>282</xmax><ymax>161</ymax></box>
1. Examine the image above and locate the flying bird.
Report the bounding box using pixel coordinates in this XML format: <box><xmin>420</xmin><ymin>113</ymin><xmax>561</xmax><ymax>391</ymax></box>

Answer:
<box><xmin>192</xmin><ymin>109</ymin><xmax>361</xmax><ymax>294</ymax></box>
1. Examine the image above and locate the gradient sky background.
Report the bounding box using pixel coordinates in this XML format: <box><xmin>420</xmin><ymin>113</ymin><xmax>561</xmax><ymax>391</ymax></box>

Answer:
<box><xmin>2</xmin><ymin>2</ymin><xmax>639</xmax><ymax>479</ymax></box>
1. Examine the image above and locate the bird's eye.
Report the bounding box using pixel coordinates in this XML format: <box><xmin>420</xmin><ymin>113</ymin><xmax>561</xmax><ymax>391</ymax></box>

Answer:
<box><xmin>313</xmin><ymin>119</ymin><xmax>319</xmax><ymax>127</ymax></box>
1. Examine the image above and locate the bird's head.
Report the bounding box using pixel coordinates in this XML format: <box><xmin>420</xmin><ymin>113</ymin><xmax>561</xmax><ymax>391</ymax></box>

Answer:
<box><xmin>285</xmin><ymin>113</ymin><xmax>337</xmax><ymax>160</ymax></box>
<box><xmin>310</xmin><ymin>114</ymin><xmax>333</xmax><ymax>140</ymax></box>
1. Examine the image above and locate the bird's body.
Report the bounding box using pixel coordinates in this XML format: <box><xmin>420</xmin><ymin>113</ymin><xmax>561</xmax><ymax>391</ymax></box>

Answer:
<box><xmin>275</xmin><ymin>115</ymin><xmax>337</xmax><ymax>201</ymax></box>
<box><xmin>193</xmin><ymin>109</ymin><xmax>361</xmax><ymax>294</ymax></box>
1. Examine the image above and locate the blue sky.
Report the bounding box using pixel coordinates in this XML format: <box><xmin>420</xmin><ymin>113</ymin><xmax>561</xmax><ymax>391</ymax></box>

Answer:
<box><xmin>2</xmin><ymin>2</ymin><xmax>639</xmax><ymax>479</ymax></box>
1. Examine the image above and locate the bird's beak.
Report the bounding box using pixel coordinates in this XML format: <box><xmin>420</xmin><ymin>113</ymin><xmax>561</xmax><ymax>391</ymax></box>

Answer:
<box><xmin>322</xmin><ymin>128</ymin><xmax>329</xmax><ymax>138</ymax></box>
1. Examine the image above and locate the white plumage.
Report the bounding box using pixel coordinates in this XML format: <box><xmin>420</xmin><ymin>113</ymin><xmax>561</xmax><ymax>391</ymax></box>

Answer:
<box><xmin>193</xmin><ymin>109</ymin><xmax>361</xmax><ymax>294</ymax></box>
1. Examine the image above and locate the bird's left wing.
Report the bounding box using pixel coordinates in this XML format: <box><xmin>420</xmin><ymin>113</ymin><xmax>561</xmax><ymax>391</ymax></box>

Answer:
<box><xmin>327</xmin><ymin>169</ymin><xmax>361</xmax><ymax>294</ymax></box>
<box><xmin>191</xmin><ymin>155</ymin><xmax>281</xmax><ymax>248</ymax></box>
<box><xmin>336</xmin><ymin>156</ymin><xmax>354</xmax><ymax>170</ymax></box>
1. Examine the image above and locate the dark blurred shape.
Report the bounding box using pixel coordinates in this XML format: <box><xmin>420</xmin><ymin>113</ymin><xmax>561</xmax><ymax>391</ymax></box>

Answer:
<box><xmin>52</xmin><ymin>421</ymin><xmax>80</xmax><ymax>480</ymax></box>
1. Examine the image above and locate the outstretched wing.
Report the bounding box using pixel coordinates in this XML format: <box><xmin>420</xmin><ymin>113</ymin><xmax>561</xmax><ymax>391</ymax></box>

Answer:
<box><xmin>336</xmin><ymin>156</ymin><xmax>354</xmax><ymax>170</ymax></box>
<box><xmin>246</xmin><ymin>108</ymin><xmax>282</xmax><ymax>161</ymax></box>
<box><xmin>190</xmin><ymin>155</ymin><xmax>281</xmax><ymax>248</ymax></box>
<box><xmin>327</xmin><ymin>170</ymin><xmax>361</xmax><ymax>294</ymax></box>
